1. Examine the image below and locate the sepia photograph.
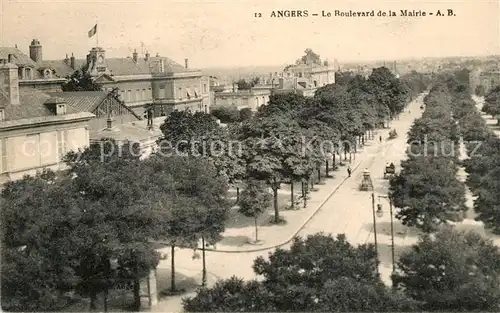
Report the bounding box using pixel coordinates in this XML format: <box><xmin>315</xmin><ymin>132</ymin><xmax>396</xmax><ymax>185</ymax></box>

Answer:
<box><xmin>1</xmin><ymin>0</ymin><xmax>500</xmax><ymax>311</ymax></box>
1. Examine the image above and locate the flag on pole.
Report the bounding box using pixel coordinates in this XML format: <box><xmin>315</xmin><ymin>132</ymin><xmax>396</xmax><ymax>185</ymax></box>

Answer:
<box><xmin>88</xmin><ymin>24</ymin><xmax>97</xmax><ymax>38</ymax></box>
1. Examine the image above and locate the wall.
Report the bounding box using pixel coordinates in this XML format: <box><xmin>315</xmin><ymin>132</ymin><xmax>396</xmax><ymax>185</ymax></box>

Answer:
<box><xmin>173</xmin><ymin>77</ymin><xmax>202</xmax><ymax>100</ymax></box>
<box><xmin>102</xmin><ymin>80</ymin><xmax>153</xmax><ymax>108</ymax></box>
<box><xmin>214</xmin><ymin>92</ymin><xmax>270</xmax><ymax>111</ymax></box>
<box><xmin>87</xmin><ymin>113</ymin><xmax>139</xmax><ymax>132</ymax></box>
<box><xmin>0</xmin><ymin>123</ymin><xmax>90</xmax><ymax>182</ymax></box>
<box><xmin>19</xmin><ymin>83</ymin><xmax>63</xmax><ymax>93</ymax></box>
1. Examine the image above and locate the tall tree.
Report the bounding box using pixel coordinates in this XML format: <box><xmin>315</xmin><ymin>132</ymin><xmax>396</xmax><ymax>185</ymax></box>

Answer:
<box><xmin>393</xmin><ymin>228</ymin><xmax>500</xmax><ymax>311</ymax></box>
<box><xmin>238</xmin><ymin>179</ymin><xmax>272</xmax><ymax>242</ymax></box>
<box><xmin>62</xmin><ymin>69</ymin><xmax>102</xmax><ymax>91</ymax></box>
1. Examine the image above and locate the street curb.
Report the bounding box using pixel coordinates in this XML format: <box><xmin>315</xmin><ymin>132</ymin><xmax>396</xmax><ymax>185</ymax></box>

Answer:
<box><xmin>197</xmin><ymin>156</ymin><xmax>366</xmax><ymax>254</ymax></box>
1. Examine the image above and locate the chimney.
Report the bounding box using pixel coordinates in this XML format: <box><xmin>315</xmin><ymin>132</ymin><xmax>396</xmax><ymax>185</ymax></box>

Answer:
<box><xmin>156</xmin><ymin>53</ymin><xmax>160</xmax><ymax>57</ymax></box>
<box><xmin>29</xmin><ymin>39</ymin><xmax>42</xmax><ymax>62</ymax></box>
<box><xmin>7</xmin><ymin>54</ymin><xmax>13</xmax><ymax>63</ymax></box>
<box><xmin>64</xmin><ymin>54</ymin><xmax>69</xmax><ymax>65</ymax></box>
<box><xmin>0</xmin><ymin>60</ymin><xmax>20</xmax><ymax>105</ymax></box>
<box><xmin>159</xmin><ymin>59</ymin><xmax>165</xmax><ymax>72</ymax></box>
<box><xmin>132</xmin><ymin>49</ymin><xmax>138</xmax><ymax>62</ymax></box>
<box><xmin>70</xmin><ymin>53</ymin><xmax>75</xmax><ymax>69</ymax></box>
<box><xmin>184</xmin><ymin>58</ymin><xmax>188</xmax><ymax>69</ymax></box>
<box><xmin>144</xmin><ymin>51</ymin><xmax>150</xmax><ymax>61</ymax></box>
<box><xmin>106</xmin><ymin>116</ymin><xmax>114</xmax><ymax>129</ymax></box>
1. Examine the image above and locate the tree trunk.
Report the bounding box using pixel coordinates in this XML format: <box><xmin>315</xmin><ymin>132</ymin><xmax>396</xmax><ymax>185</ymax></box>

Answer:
<box><xmin>290</xmin><ymin>181</ymin><xmax>294</xmax><ymax>209</ymax></box>
<box><xmin>317</xmin><ymin>168</ymin><xmax>321</xmax><ymax>183</ymax></box>
<box><xmin>254</xmin><ymin>216</ymin><xmax>259</xmax><ymax>242</ymax></box>
<box><xmin>272</xmin><ymin>186</ymin><xmax>279</xmax><ymax>223</ymax></box>
<box><xmin>304</xmin><ymin>181</ymin><xmax>308</xmax><ymax>208</ymax></box>
<box><xmin>344</xmin><ymin>149</ymin><xmax>347</xmax><ymax>160</ymax></box>
<box><xmin>333</xmin><ymin>153</ymin><xmax>336</xmax><ymax>168</ymax></box>
<box><xmin>89</xmin><ymin>290</ymin><xmax>97</xmax><ymax>311</ymax></box>
<box><xmin>103</xmin><ymin>288</ymin><xmax>108</xmax><ymax>313</ymax></box>
<box><xmin>133</xmin><ymin>279</ymin><xmax>140</xmax><ymax>311</ymax></box>
<box><xmin>201</xmin><ymin>237</ymin><xmax>207</xmax><ymax>287</ymax></box>
<box><xmin>326</xmin><ymin>160</ymin><xmax>329</xmax><ymax>176</ymax></box>
<box><xmin>170</xmin><ymin>245</ymin><xmax>176</xmax><ymax>292</ymax></box>
<box><xmin>236</xmin><ymin>186</ymin><xmax>240</xmax><ymax>202</ymax></box>
<box><xmin>310</xmin><ymin>177</ymin><xmax>314</xmax><ymax>189</ymax></box>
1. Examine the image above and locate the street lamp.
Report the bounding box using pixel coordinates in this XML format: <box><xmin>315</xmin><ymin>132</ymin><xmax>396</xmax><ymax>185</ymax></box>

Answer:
<box><xmin>370</xmin><ymin>193</ymin><xmax>380</xmax><ymax>276</ymax></box>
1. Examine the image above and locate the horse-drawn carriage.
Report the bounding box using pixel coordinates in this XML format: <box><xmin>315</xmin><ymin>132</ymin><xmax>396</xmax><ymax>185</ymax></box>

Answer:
<box><xmin>384</xmin><ymin>163</ymin><xmax>396</xmax><ymax>179</ymax></box>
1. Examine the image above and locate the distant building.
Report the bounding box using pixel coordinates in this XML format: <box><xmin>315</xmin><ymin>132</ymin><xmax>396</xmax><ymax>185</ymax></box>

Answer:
<box><xmin>213</xmin><ymin>85</ymin><xmax>271</xmax><ymax>111</ymax></box>
<box><xmin>0</xmin><ymin>40</ymin><xmax>71</xmax><ymax>93</ymax></box>
<box><xmin>0</xmin><ymin>56</ymin><xmax>94</xmax><ymax>183</ymax></box>
<box><xmin>52</xmin><ymin>47</ymin><xmax>211</xmax><ymax>116</ymax></box>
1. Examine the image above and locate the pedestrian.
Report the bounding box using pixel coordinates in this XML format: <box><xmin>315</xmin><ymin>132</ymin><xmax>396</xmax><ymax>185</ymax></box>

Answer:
<box><xmin>379</xmin><ymin>135</ymin><xmax>382</xmax><ymax>142</ymax></box>
<box><xmin>347</xmin><ymin>165</ymin><xmax>352</xmax><ymax>177</ymax></box>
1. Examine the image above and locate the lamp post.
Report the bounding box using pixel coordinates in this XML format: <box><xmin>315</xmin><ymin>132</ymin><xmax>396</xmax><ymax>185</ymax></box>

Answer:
<box><xmin>371</xmin><ymin>193</ymin><xmax>380</xmax><ymax>276</ymax></box>
<box><xmin>376</xmin><ymin>195</ymin><xmax>396</xmax><ymax>275</ymax></box>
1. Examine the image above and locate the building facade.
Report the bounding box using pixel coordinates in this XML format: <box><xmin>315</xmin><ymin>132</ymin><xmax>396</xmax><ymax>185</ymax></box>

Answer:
<box><xmin>214</xmin><ymin>88</ymin><xmax>270</xmax><ymax>111</ymax></box>
<box><xmin>0</xmin><ymin>57</ymin><xmax>94</xmax><ymax>184</ymax></box>
<box><xmin>0</xmin><ymin>40</ymin><xmax>71</xmax><ymax>93</ymax></box>
<box><xmin>67</xmin><ymin>47</ymin><xmax>211</xmax><ymax>116</ymax></box>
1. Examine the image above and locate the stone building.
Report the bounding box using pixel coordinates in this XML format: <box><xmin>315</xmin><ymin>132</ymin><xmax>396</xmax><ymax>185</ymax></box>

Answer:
<box><xmin>0</xmin><ymin>40</ymin><xmax>71</xmax><ymax>92</ymax></box>
<box><xmin>47</xmin><ymin>47</ymin><xmax>211</xmax><ymax>116</ymax></box>
<box><xmin>0</xmin><ymin>56</ymin><xmax>94</xmax><ymax>183</ymax></box>
<box><xmin>213</xmin><ymin>86</ymin><xmax>270</xmax><ymax>111</ymax></box>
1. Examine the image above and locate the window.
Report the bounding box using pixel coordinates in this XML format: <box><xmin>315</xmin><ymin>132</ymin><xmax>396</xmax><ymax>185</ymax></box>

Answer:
<box><xmin>159</xmin><ymin>88</ymin><xmax>165</xmax><ymax>99</ymax></box>
<box><xmin>203</xmin><ymin>83</ymin><xmax>207</xmax><ymax>93</ymax></box>
<box><xmin>142</xmin><ymin>89</ymin><xmax>146</xmax><ymax>100</ymax></box>
<box><xmin>186</xmin><ymin>89</ymin><xmax>191</xmax><ymax>99</ymax></box>
<box><xmin>57</xmin><ymin>104</ymin><xmax>66</xmax><ymax>115</ymax></box>
<box><xmin>26</xmin><ymin>68</ymin><xmax>32</xmax><ymax>79</ymax></box>
<box><xmin>18</xmin><ymin>67</ymin><xmax>23</xmax><ymax>79</ymax></box>
<box><xmin>127</xmin><ymin>90</ymin><xmax>131</xmax><ymax>101</ymax></box>
<box><xmin>194</xmin><ymin>89</ymin><xmax>199</xmax><ymax>97</ymax></box>
<box><xmin>0</xmin><ymin>109</ymin><xmax>4</xmax><ymax>121</ymax></box>
<box><xmin>136</xmin><ymin>89</ymin><xmax>140</xmax><ymax>101</ymax></box>
<box><xmin>57</xmin><ymin>130</ymin><xmax>67</xmax><ymax>161</ymax></box>
<box><xmin>0</xmin><ymin>138</ymin><xmax>7</xmax><ymax>173</ymax></box>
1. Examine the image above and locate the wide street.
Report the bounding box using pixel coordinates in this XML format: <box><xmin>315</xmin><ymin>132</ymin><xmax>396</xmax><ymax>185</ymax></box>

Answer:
<box><xmin>153</xmin><ymin>96</ymin><xmax>425</xmax><ymax>311</ymax></box>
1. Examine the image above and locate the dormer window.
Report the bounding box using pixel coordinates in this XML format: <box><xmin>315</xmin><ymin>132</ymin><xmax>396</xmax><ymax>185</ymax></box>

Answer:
<box><xmin>18</xmin><ymin>67</ymin><xmax>23</xmax><ymax>79</ymax></box>
<box><xmin>57</xmin><ymin>104</ymin><xmax>66</xmax><ymax>115</ymax></box>
<box><xmin>43</xmin><ymin>68</ymin><xmax>52</xmax><ymax>78</ymax></box>
<box><xmin>25</xmin><ymin>68</ymin><xmax>32</xmax><ymax>79</ymax></box>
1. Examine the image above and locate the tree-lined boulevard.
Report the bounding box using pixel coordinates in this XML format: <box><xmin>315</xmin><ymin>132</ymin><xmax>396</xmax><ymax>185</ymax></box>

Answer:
<box><xmin>3</xmin><ymin>63</ymin><xmax>500</xmax><ymax>312</ymax></box>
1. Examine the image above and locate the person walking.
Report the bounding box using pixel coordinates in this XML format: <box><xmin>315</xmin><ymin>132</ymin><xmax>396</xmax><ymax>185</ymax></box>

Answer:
<box><xmin>379</xmin><ymin>135</ymin><xmax>382</xmax><ymax>142</ymax></box>
<box><xmin>347</xmin><ymin>165</ymin><xmax>352</xmax><ymax>177</ymax></box>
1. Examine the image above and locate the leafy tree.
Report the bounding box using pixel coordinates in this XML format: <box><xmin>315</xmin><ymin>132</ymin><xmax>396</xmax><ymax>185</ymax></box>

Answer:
<box><xmin>393</xmin><ymin>228</ymin><xmax>500</xmax><ymax>311</ymax></box>
<box><xmin>211</xmin><ymin>107</ymin><xmax>240</xmax><ymax>123</ymax></box>
<box><xmin>482</xmin><ymin>85</ymin><xmax>500</xmax><ymax>123</ymax></box>
<box><xmin>64</xmin><ymin>139</ymin><xmax>161</xmax><ymax>310</ymax></box>
<box><xmin>239</xmin><ymin>107</ymin><xmax>253</xmax><ymax>121</ymax></box>
<box><xmin>296</xmin><ymin>48</ymin><xmax>322</xmax><ymax>65</ymax></box>
<box><xmin>368</xmin><ymin>67</ymin><xmax>409</xmax><ymax>117</ymax></box>
<box><xmin>1</xmin><ymin>172</ymin><xmax>79</xmax><ymax>311</ymax></box>
<box><xmin>183</xmin><ymin>233</ymin><xmax>418</xmax><ymax>312</ymax></box>
<box><xmin>183</xmin><ymin>276</ymin><xmax>275</xmax><ymax>312</ymax></box>
<box><xmin>62</xmin><ymin>69</ymin><xmax>102</xmax><ymax>91</ymax></box>
<box><xmin>147</xmin><ymin>155</ymin><xmax>230</xmax><ymax>291</ymax></box>
<box><xmin>239</xmin><ymin>116</ymin><xmax>303</xmax><ymax>223</ymax></box>
<box><xmin>475</xmin><ymin>84</ymin><xmax>485</xmax><ymax>96</ymax></box>
<box><xmin>238</xmin><ymin>179</ymin><xmax>272</xmax><ymax>242</ymax></box>
<box><xmin>236</xmin><ymin>79</ymin><xmax>255</xmax><ymax>90</ymax></box>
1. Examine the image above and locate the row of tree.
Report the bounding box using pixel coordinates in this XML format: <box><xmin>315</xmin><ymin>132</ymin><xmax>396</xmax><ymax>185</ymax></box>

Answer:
<box><xmin>183</xmin><ymin>228</ymin><xmax>500</xmax><ymax>312</ymax></box>
<box><xmin>389</xmin><ymin>71</ymin><xmax>470</xmax><ymax>232</ymax></box>
<box><xmin>1</xmin><ymin>143</ymin><xmax>231</xmax><ymax>311</ymax></box>
<box><xmin>1</xmin><ymin>66</ymin><xmax>425</xmax><ymax>311</ymax></box>
<box><xmin>463</xmin><ymin>84</ymin><xmax>500</xmax><ymax>234</ymax></box>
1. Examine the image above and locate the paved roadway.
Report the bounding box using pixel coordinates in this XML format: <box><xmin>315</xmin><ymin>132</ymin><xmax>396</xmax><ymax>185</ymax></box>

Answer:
<box><xmin>153</xmin><ymin>96</ymin><xmax>425</xmax><ymax>311</ymax></box>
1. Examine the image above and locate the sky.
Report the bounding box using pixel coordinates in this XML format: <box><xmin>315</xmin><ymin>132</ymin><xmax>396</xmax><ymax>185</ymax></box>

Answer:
<box><xmin>1</xmin><ymin>0</ymin><xmax>499</xmax><ymax>68</ymax></box>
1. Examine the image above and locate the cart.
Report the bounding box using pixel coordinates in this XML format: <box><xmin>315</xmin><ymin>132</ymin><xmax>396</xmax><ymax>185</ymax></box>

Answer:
<box><xmin>384</xmin><ymin>163</ymin><xmax>396</xmax><ymax>179</ymax></box>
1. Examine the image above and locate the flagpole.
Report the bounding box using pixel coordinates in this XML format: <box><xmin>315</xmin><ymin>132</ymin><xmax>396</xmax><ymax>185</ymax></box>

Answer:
<box><xmin>96</xmin><ymin>21</ymin><xmax>99</xmax><ymax>47</ymax></box>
